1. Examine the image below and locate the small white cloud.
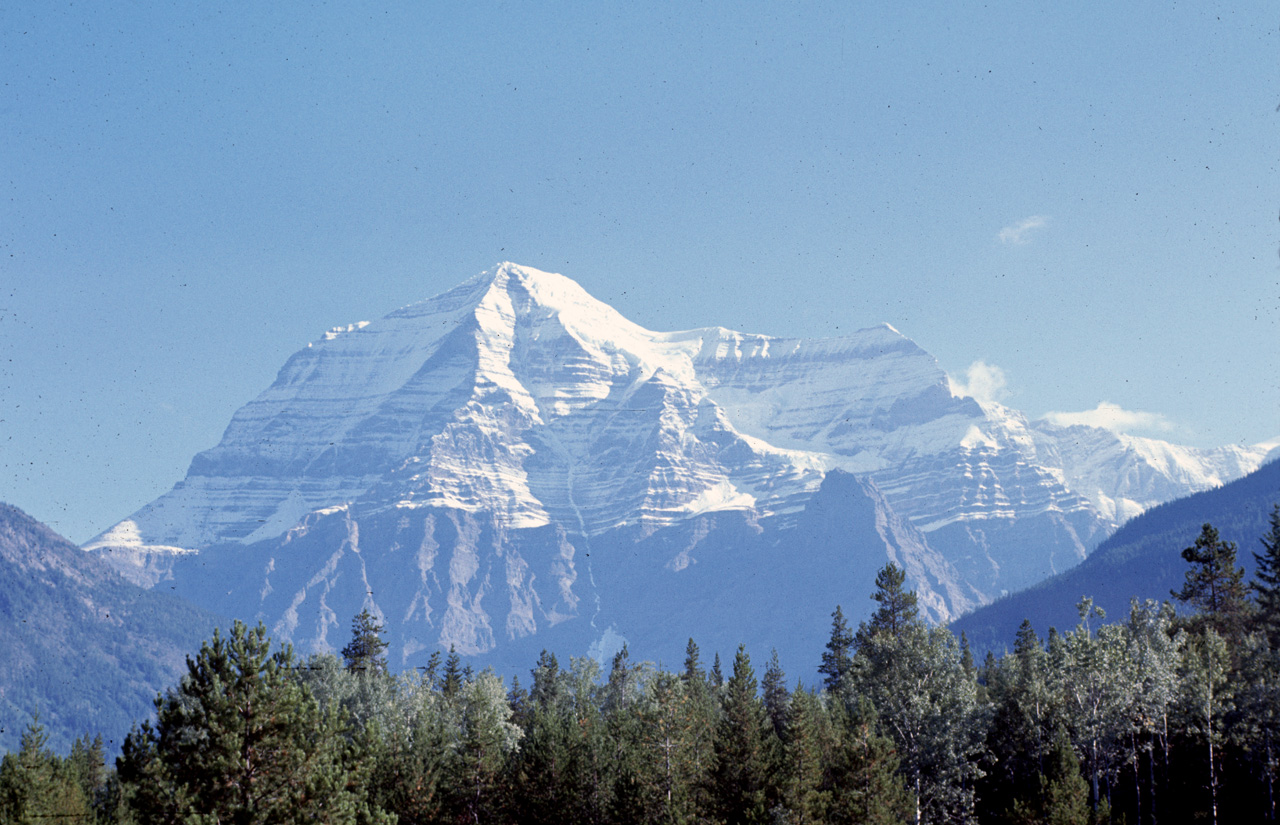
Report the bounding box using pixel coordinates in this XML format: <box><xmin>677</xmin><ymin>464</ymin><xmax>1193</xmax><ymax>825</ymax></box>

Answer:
<box><xmin>998</xmin><ymin>215</ymin><xmax>1049</xmax><ymax>245</ymax></box>
<box><xmin>1041</xmin><ymin>401</ymin><xmax>1174</xmax><ymax>434</ymax></box>
<box><xmin>948</xmin><ymin>361</ymin><xmax>1010</xmax><ymax>406</ymax></box>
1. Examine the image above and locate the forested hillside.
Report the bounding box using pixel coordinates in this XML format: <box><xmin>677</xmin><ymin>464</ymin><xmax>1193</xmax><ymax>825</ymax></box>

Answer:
<box><xmin>953</xmin><ymin>457</ymin><xmax>1280</xmax><ymax>653</ymax></box>
<box><xmin>0</xmin><ymin>504</ymin><xmax>221</xmax><ymax>753</ymax></box>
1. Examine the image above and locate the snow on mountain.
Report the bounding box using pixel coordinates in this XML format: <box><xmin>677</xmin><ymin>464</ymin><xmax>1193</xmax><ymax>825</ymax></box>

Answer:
<box><xmin>82</xmin><ymin>263</ymin><xmax>1274</xmax><ymax>665</ymax></box>
<box><xmin>1028</xmin><ymin>421</ymin><xmax>1277</xmax><ymax>525</ymax></box>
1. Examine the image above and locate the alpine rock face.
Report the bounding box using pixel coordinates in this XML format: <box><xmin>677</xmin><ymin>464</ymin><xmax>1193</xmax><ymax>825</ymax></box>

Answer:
<box><xmin>84</xmin><ymin>264</ymin><xmax>1276</xmax><ymax>670</ymax></box>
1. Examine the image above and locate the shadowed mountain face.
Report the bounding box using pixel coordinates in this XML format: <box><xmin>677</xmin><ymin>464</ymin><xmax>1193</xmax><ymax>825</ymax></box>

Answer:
<box><xmin>80</xmin><ymin>263</ymin><xmax>1276</xmax><ymax>668</ymax></box>
<box><xmin>0</xmin><ymin>503</ymin><xmax>220</xmax><ymax>753</ymax></box>
<box><xmin>952</xmin><ymin>457</ymin><xmax>1280</xmax><ymax>655</ymax></box>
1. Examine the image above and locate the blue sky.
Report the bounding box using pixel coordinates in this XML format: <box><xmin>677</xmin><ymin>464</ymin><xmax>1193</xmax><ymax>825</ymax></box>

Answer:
<box><xmin>3</xmin><ymin>1</ymin><xmax>1277</xmax><ymax>542</ymax></box>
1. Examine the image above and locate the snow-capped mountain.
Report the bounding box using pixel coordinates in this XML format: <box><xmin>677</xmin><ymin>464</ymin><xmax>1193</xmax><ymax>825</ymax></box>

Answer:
<box><xmin>84</xmin><ymin>263</ymin><xmax>1275</xmax><ymax>668</ymax></box>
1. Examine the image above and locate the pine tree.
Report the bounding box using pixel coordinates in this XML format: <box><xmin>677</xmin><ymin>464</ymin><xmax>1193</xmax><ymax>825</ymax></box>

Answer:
<box><xmin>1172</xmin><ymin>522</ymin><xmax>1252</xmax><ymax>642</ymax></box>
<box><xmin>709</xmin><ymin>645</ymin><xmax>769</xmax><ymax>825</ymax></box>
<box><xmin>440</xmin><ymin>645</ymin><xmax>464</xmax><ymax>700</ymax></box>
<box><xmin>827</xmin><ymin>697</ymin><xmax>914</xmax><ymax>825</ymax></box>
<box><xmin>683</xmin><ymin>637</ymin><xmax>705</xmax><ymax>683</ymax></box>
<box><xmin>341</xmin><ymin>609</ymin><xmax>389</xmax><ymax>673</ymax></box>
<box><xmin>422</xmin><ymin>649</ymin><xmax>442</xmax><ymax>687</ymax></box>
<box><xmin>0</xmin><ymin>717</ymin><xmax>95</xmax><ymax>824</ymax></box>
<box><xmin>820</xmin><ymin>605</ymin><xmax>855</xmax><ymax>694</ymax></box>
<box><xmin>778</xmin><ymin>687</ymin><xmax>827</xmax><ymax>825</ymax></box>
<box><xmin>118</xmin><ymin>620</ymin><xmax>387</xmax><ymax>825</ymax></box>
<box><xmin>1009</xmin><ymin>726</ymin><xmax>1089</xmax><ymax>825</ymax></box>
<box><xmin>1254</xmin><ymin>505</ymin><xmax>1280</xmax><ymax>649</ymax></box>
<box><xmin>762</xmin><ymin>650</ymin><xmax>790</xmax><ymax>741</ymax></box>
<box><xmin>856</xmin><ymin>563</ymin><xmax>921</xmax><ymax>650</ymax></box>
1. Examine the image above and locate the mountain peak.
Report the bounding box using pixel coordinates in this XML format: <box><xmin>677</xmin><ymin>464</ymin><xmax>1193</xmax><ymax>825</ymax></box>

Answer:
<box><xmin>83</xmin><ymin>262</ymin><xmax>1273</xmax><ymax>665</ymax></box>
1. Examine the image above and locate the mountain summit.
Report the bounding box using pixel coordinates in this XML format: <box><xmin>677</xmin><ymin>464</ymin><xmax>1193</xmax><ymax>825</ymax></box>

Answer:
<box><xmin>85</xmin><ymin>264</ymin><xmax>1275</xmax><ymax>668</ymax></box>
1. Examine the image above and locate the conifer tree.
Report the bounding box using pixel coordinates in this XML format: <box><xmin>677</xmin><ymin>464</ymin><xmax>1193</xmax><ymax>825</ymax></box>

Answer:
<box><xmin>779</xmin><ymin>686</ymin><xmax>826</xmax><ymax>825</ymax></box>
<box><xmin>341</xmin><ymin>609</ymin><xmax>389</xmax><ymax>673</ymax></box>
<box><xmin>709</xmin><ymin>645</ymin><xmax>769</xmax><ymax>825</ymax></box>
<box><xmin>0</xmin><ymin>717</ymin><xmax>95</xmax><ymax>824</ymax></box>
<box><xmin>118</xmin><ymin>620</ymin><xmax>387</xmax><ymax>825</ymax></box>
<box><xmin>820</xmin><ymin>605</ymin><xmax>855</xmax><ymax>694</ymax></box>
<box><xmin>858</xmin><ymin>563</ymin><xmax>920</xmax><ymax>644</ymax></box>
<box><xmin>1009</xmin><ymin>726</ymin><xmax>1089</xmax><ymax>825</ymax></box>
<box><xmin>684</xmin><ymin>637</ymin><xmax>705</xmax><ymax>683</ymax></box>
<box><xmin>1254</xmin><ymin>505</ymin><xmax>1280</xmax><ymax>649</ymax></box>
<box><xmin>762</xmin><ymin>649</ymin><xmax>791</xmax><ymax>741</ymax></box>
<box><xmin>1172</xmin><ymin>522</ymin><xmax>1252</xmax><ymax>643</ymax></box>
<box><xmin>440</xmin><ymin>645</ymin><xmax>464</xmax><ymax>700</ymax></box>
<box><xmin>827</xmin><ymin>697</ymin><xmax>914</xmax><ymax>825</ymax></box>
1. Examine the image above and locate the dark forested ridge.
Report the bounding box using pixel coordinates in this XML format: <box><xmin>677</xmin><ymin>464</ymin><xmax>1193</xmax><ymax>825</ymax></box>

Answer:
<box><xmin>7</xmin><ymin>509</ymin><xmax>1280</xmax><ymax>825</ymax></box>
<box><xmin>0</xmin><ymin>503</ymin><xmax>221</xmax><ymax>754</ymax></box>
<box><xmin>953</xmin><ymin>456</ymin><xmax>1280</xmax><ymax>654</ymax></box>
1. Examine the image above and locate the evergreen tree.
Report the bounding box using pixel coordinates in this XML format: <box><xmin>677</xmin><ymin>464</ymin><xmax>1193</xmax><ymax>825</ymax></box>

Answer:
<box><xmin>778</xmin><ymin>686</ymin><xmax>827</xmax><ymax>825</ymax></box>
<box><xmin>1172</xmin><ymin>522</ymin><xmax>1252</xmax><ymax>643</ymax></box>
<box><xmin>762</xmin><ymin>649</ymin><xmax>791</xmax><ymax>741</ymax></box>
<box><xmin>0</xmin><ymin>717</ymin><xmax>96</xmax><ymax>824</ymax></box>
<box><xmin>978</xmin><ymin>620</ymin><xmax>1054</xmax><ymax>825</ymax></box>
<box><xmin>421</xmin><ymin>649</ymin><xmax>442</xmax><ymax>687</ymax></box>
<box><xmin>709</xmin><ymin>645</ymin><xmax>769</xmax><ymax>825</ymax></box>
<box><xmin>440</xmin><ymin>645</ymin><xmax>464</xmax><ymax>700</ymax></box>
<box><xmin>117</xmin><ymin>620</ymin><xmax>386</xmax><ymax>825</ymax></box>
<box><xmin>820</xmin><ymin>605</ymin><xmax>855</xmax><ymax>694</ymax></box>
<box><xmin>959</xmin><ymin>631</ymin><xmax>976</xmax><ymax>679</ymax></box>
<box><xmin>683</xmin><ymin>637</ymin><xmax>705</xmax><ymax>683</ymax></box>
<box><xmin>1009</xmin><ymin>726</ymin><xmax>1089</xmax><ymax>825</ymax></box>
<box><xmin>341</xmin><ymin>609</ymin><xmax>389</xmax><ymax>674</ymax></box>
<box><xmin>856</xmin><ymin>563</ymin><xmax>920</xmax><ymax>647</ymax></box>
<box><xmin>826</xmin><ymin>697</ymin><xmax>914</xmax><ymax>825</ymax></box>
<box><xmin>1254</xmin><ymin>505</ymin><xmax>1280</xmax><ymax>649</ymax></box>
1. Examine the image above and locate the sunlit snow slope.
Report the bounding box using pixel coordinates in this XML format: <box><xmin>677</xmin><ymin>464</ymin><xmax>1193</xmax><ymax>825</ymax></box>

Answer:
<box><xmin>84</xmin><ymin>264</ymin><xmax>1275</xmax><ymax>665</ymax></box>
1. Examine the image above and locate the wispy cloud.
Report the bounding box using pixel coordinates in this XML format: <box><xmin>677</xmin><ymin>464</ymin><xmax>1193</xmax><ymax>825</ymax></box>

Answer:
<box><xmin>948</xmin><ymin>361</ymin><xmax>1010</xmax><ymax>407</ymax></box>
<box><xmin>1041</xmin><ymin>402</ymin><xmax>1174</xmax><ymax>434</ymax></box>
<box><xmin>998</xmin><ymin>215</ymin><xmax>1049</xmax><ymax>245</ymax></box>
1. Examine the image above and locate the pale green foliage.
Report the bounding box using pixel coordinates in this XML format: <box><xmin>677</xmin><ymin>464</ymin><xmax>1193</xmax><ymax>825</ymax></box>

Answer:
<box><xmin>852</xmin><ymin>622</ymin><xmax>983</xmax><ymax>824</ymax></box>
<box><xmin>1178</xmin><ymin>628</ymin><xmax>1232</xmax><ymax>824</ymax></box>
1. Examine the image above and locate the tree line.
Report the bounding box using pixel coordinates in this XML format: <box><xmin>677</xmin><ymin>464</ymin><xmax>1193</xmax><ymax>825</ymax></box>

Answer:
<box><xmin>3</xmin><ymin>507</ymin><xmax>1280</xmax><ymax>825</ymax></box>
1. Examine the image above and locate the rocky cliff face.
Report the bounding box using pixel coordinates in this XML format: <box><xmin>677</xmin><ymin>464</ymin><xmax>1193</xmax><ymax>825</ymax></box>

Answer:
<box><xmin>84</xmin><ymin>263</ymin><xmax>1275</xmax><ymax>666</ymax></box>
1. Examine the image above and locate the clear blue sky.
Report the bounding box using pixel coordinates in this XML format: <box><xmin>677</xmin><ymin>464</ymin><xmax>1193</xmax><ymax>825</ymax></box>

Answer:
<box><xmin>3</xmin><ymin>1</ymin><xmax>1277</xmax><ymax>542</ymax></box>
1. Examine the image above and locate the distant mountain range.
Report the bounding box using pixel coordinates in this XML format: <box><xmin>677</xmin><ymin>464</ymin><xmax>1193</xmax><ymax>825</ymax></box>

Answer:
<box><xmin>0</xmin><ymin>503</ymin><xmax>219</xmax><ymax>754</ymax></box>
<box><xmin>953</xmin><ymin>455</ymin><xmax>1280</xmax><ymax>654</ymax></box>
<box><xmin>80</xmin><ymin>263</ymin><xmax>1277</xmax><ymax>671</ymax></box>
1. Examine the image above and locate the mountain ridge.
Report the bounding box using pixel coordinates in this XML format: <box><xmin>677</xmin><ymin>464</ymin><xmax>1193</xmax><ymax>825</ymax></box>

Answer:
<box><xmin>81</xmin><ymin>263</ymin><xmax>1275</xmax><ymax>665</ymax></box>
<box><xmin>0</xmin><ymin>502</ymin><xmax>221</xmax><ymax>754</ymax></box>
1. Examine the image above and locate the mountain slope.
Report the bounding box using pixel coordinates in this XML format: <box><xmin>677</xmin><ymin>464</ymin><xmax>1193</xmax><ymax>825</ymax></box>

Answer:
<box><xmin>951</xmin><ymin>457</ymin><xmax>1280</xmax><ymax>654</ymax></box>
<box><xmin>81</xmin><ymin>263</ymin><xmax>1274</xmax><ymax>667</ymax></box>
<box><xmin>0</xmin><ymin>503</ymin><xmax>221</xmax><ymax>753</ymax></box>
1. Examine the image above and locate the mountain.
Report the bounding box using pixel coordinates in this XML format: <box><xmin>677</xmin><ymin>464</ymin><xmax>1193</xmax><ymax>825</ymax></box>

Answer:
<box><xmin>82</xmin><ymin>263</ymin><xmax>1275</xmax><ymax>670</ymax></box>
<box><xmin>0</xmin><ymin>503</ymin><xmax>221</xmax><ymax>753</ymax></box>
<box><xmin>951</xmin><ymin>455</ymin><xmax>1280</xmax><ymax>654</ymax></box>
